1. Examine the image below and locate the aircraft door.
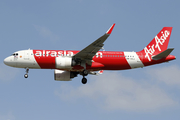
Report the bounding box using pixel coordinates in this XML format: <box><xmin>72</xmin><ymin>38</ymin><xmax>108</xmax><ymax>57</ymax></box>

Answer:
<box><xmin>24</xmin><ymin>50</ymin><xmax>30</xmax><ymax>60</ymax></box>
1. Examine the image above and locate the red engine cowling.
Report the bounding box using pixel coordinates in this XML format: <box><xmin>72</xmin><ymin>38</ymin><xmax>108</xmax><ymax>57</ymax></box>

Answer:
<box><xmin>54</xmin><ymin>69</ymin><xmax>78</xmax><ymax>81</ymax></box>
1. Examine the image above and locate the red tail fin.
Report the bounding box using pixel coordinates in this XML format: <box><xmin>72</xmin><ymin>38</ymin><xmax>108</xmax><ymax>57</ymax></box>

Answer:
<box><xmin>140</xmin><ymin>27</ymin><xmax>173</xmax><ymax>61</ymax></box>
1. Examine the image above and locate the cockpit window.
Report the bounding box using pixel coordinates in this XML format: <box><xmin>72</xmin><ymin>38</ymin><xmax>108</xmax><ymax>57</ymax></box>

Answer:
<box><xmin>12</xmin><ymin>53</ymin><xmax>18</xmax><ymax>56</ymax></box>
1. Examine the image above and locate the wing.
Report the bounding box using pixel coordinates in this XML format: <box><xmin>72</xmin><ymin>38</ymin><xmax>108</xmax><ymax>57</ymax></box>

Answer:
<box><xmin>73</xmin><ymin>24</ymin><xmax>115</xmax><ymax>65</ymax></box>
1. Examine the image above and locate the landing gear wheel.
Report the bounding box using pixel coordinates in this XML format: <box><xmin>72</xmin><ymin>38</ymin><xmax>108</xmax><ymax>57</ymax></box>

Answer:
<box><xmin>82</xmin><ymin>77</ymin><xmax>87</xmax><ymax>84</ymax></box>
<box><xmin>24</xmin><ymin>74</ymin><xmax>28</xmax><ymax>78</ymax></box>
<box><xmin>83</xmin><ymin>69</ymin><xmax>88</xmax><ymax>76</ymax></box>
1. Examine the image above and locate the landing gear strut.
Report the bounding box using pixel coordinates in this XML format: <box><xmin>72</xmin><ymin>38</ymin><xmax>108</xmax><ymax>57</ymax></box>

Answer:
<box><xmin>24</xmin><ymin>68</ymin><xmax>29</xmax><ymax>78</ymax></box>
<box><xmin>80</xmin><ymin>61</ymin><xmax>88</xmax><ymax>84</ymax></box>
<box><xmin>81</xmin><ymin>69</ymin><xmax>88</xmax><ymax>84</ymax></box>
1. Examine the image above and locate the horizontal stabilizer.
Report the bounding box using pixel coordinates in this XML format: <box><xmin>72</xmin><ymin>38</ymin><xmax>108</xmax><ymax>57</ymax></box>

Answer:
<box><xmin>152</xmin><ymin>48</ymin><xmax>174</xmax><ymax>60</ymax></box>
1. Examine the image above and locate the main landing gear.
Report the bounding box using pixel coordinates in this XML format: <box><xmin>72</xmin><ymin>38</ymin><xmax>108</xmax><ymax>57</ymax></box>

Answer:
<box><xmin>82</xmin><ymin>77</ymin><xmax>87</xmax><ymax>84</ymax></box>
<box><xmin>81</xmin><ymin>69</ymin><xmax>88</xmax><ymax>84</ymax></box>
<box><xmin>24</xmin><ymin>68</ymin><xmax>29</xmax><ymax>78</ymax></box>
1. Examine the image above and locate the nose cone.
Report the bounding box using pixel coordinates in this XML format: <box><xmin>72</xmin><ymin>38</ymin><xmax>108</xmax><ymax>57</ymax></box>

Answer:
<box><xmin>4</xmin><ymin>57</ymin><xmax>10</xmax><ymax>65</ymax></box>
<box><xmin>4</xmin><ymin>56</ymin><xmax>15</xmax><ymax>67</ymax></box>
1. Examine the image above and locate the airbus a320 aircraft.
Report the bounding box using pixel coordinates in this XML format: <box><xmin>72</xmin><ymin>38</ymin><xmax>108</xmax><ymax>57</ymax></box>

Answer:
<box><xmin>4</xmin><ymin>24</ymin><xmax>176</xmax><ymax>84</ymax></box>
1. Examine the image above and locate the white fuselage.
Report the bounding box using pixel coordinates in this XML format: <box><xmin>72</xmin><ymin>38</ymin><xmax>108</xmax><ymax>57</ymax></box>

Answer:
<box><xmin>4</xmin><ymin>50</ymin><xmax>40</xmax><ymax>69</ymax></box>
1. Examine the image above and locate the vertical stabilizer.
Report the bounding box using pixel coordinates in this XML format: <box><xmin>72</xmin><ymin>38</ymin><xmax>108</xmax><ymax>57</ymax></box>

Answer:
<box><xmin>139</xmin><ymin>27</ymin><xmax>173</xmax><ymax>61</ymax></box>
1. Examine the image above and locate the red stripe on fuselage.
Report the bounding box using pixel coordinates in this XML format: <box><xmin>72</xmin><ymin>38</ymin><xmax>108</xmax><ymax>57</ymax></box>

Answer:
<box><xmin>137</xmin><ymin>50</ymin><xmax>176</xmax><ymax>67</ymax></box>
<box><xmin>33</xmin><ymin>50</ymin><xmax>131</xmax><ymax>70</ymax></box>
<box><xmin>33</xmin><ymin>50</ymin><xmax>79</xmax><ymax>69</ymax></box>
<box><xmin>93</xmin><ymin>51</ymin><xmax>131</xmax><ymax>70</ymax></box>
<box><xmin>33</xmin><ymin>50</ymin><xmax>175</xmax><ymax>70</ymax></box>
<box><xmin>141</xmin><ymin>54</ymin><xmax>176</xmax><ymax>67</ymax></box>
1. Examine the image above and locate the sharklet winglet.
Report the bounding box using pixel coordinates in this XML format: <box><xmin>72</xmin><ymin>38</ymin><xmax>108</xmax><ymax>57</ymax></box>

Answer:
<box><xmin>106</xmin><ymin>23</ymin><xmax>115</xmax><ymax>34</ymax></box>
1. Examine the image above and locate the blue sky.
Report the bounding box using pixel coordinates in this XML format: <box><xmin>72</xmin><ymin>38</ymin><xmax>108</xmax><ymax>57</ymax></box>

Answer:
<box><xmin>0</xmin><ymin>0</ymin><xmax>180</xmax><ymax>120</ymax></box>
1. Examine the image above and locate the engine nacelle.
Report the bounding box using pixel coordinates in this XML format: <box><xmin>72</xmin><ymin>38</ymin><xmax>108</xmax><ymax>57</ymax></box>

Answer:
<box><xmin>54</xmin><ymin>69</ymin><xmax>78</xmax><ymax>81</ymax></box>
<box><xmin>55</xmin><ymin>56</ymin><xmax>76</xmax><ymax>69</ymax></box>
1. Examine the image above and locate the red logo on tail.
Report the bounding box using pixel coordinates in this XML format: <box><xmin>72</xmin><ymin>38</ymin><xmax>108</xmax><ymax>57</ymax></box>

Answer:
<box><xmin>143</xmin><ymin>27</ymin><xmax>172</xmax><ymax>61</ymax></box>
<box><xmin>154</xmin><ymin>30</ymin><xmax>170</xmax><ymax>51</ymax></box>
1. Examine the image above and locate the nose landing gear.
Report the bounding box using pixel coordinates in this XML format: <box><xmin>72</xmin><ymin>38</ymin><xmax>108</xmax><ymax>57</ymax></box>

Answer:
<box><xmin>24</xmin><ymin>68</ymin><xmax>29</xmax><ymax>78</ymax></box>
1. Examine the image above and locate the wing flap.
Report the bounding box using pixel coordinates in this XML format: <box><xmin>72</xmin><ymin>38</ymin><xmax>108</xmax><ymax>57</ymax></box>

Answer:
<box><xmin>89</xmin><ymin>70</ymin><xmax>104</xmax><ymax>75</ymax></box>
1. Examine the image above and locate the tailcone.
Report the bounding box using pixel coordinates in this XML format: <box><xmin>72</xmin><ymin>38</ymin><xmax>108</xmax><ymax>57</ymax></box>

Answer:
<box><xmin>166</xmin><ymin>55</ymin><xmax>176</xmax><ymax>61</ymax></box>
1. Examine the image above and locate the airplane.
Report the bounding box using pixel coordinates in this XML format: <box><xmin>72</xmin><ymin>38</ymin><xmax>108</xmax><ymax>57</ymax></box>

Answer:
<box><xmin>3</xmin><ymin>24</ymin><xmax>176</xmax><ymax>84</ymax></box>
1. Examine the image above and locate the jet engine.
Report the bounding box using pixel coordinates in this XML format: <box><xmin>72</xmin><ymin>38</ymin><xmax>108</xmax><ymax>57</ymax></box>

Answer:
<box><xmin>54</xmin><ymin>69</ymin><xmax>78</xmax><ymax>81</ymax></box>
<box><xmin>55</xmin><ymin>56</ymin><xmax>76</xmax><ymax>69</ymax></box>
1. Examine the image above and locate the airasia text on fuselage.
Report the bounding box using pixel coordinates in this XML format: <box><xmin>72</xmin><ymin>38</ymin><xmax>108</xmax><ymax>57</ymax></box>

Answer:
<box><xmin>34</xmin><ymin>50</ymin><xmax>103</xmax><ymax>58</ymax></box>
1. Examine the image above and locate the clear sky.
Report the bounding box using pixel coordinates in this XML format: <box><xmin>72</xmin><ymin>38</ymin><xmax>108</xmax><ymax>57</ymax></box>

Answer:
<box><xmin>0</xmin><ymin>0</ymin><xmax>180</xmax><ymax>120</ymax></box>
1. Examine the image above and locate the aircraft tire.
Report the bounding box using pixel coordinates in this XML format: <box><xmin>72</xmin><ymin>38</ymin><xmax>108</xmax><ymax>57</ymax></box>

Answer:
<box><xmin>82</xmin><ymin>77</ymin><xmax>87</xmax><ymax>84</ymax></box>
<box><xmin>24</xmin><ymin>74</ymin><xmax>28</xmax><ymax>78</ymax></box>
